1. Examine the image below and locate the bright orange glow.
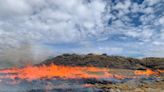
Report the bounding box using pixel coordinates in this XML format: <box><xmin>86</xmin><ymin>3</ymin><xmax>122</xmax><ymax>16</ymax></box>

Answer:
<box><xmin>0</xmin><ymin>64</ymin><xmax>126</xmax><ymax>81</ymax></box>
<box><xmin>1</xmin><ymin>64</ymin><xmax>163</xmax><ymax>81</ymax></box>
<box><xmin>157</xmin><ymin>69</ymin><xmax>164</xmax><ymax>73</ymax></box>
<box><xmin>134</xmin><ymin>69</ymin><xmax>160</xmax><ymax>76</ymax></box>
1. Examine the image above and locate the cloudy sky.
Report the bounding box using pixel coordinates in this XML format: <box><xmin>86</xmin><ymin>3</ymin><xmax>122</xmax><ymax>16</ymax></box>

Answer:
<box><xmin>0</xmin><ymin>0</ymin><xmax>164</xmax><ymax>64</ymax></box>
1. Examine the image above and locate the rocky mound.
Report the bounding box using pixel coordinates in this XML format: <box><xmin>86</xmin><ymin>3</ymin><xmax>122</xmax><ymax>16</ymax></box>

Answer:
<box><xmin>139</xmin><ymin>57</ymin><xmax>164</xmax><ymax>69</ymax></box>
<box><xmin>40</xmin><ymin>54</ymin><xmax>164</xmax><ymax>70</ymax></box>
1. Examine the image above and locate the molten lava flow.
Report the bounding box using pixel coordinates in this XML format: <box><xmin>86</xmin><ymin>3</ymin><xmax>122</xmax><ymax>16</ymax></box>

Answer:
<box><xmin>157</xmin><ymin>69</ymin><xmax>164</xmax><ymax>73</ymax></box>
<box><xmin>134</xmin><ymin>69</ymin><xmax>161</xmax><ymax>76</ymax></box>
<box><xmin>0</xmin><ymin>64</ymin><xmax>126</xmax><ymax>81</ymax></box>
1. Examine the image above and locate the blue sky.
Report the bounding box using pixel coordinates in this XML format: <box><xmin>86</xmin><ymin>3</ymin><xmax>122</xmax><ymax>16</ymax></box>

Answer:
<box><xmin>0</xmin><ymin>0</ymin><xmax>164</xmax><ymax>61</ymax></box>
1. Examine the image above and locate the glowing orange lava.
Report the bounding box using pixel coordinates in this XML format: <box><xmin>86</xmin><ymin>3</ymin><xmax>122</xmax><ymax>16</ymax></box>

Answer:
<box><xmin>1</xmin><ymin>64</ymin><xmax>163</xmax><ymax>81</ymax></box>
<box><xmin>157</xmin><ymin>69</ymin><xmax>164</xmax><ymax>73</ymax></box>
<box><xmin>0</xmin><ymin>64</ymin><xmax>125</xmax><ymax>81</ymax></box>
<box><xmin>134</xmin><ymin>69</ymin><xmax>161</xmax><ymax>76</ymax></box>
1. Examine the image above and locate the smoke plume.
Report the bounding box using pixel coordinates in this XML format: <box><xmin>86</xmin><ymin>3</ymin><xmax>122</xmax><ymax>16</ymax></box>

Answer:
<box><xmin>0</xmin><ymin>42</ymin><xmax>54</xmax><ymax>69</ymax></box>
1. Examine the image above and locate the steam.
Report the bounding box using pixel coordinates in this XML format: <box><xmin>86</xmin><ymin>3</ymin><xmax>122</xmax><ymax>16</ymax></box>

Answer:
<box><xmin>0</xmin><ymin>42</ymin><xmax>54</xmax><ymax>68</ymax></box>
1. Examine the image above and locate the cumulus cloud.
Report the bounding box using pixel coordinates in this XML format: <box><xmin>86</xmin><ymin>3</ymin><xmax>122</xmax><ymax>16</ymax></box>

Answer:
<box><xmin>0</xmin><ymin>0</ymin><xmax>164</xmax><ymax>67</ymax></box>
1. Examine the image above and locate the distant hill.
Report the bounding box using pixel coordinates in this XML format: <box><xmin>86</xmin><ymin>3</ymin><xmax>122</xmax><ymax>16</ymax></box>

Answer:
<box><xmin>140</xmin><ymin>57</ymin><xmax>164</xmax><ymax>69</ymax></box>
<box><xmin>40</xmin><ymin>54</ymin><xmax>164</xmax><ymax>70</ymax></box>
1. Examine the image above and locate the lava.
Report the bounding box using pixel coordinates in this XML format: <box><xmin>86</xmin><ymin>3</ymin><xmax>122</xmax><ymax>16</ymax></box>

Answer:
<box><xmin>157</xmin><ymin>69</ymin><xmax>164</xmax><ymax>73</ymax></box>
<box><xmin>134</xmin><ymin>69</ymin><xmax>161</xmax><ymax>76</ymax></box>
<box><xmin>0</xmin><ymin>64</ymin><xmax>126</xmax><ymax>81</ymax></box>
<box><xmin>0</xmin><ymin>64</ymin><xmax>163</xmax><ymax>81</ymax></box>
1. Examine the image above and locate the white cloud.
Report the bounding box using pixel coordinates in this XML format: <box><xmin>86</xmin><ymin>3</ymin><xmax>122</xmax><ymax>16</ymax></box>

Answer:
<box><xmin>0</xmin><ymin>0</ymin><xmax>106</xmax><ymax>44</ymax></box>
<box><xmin>145</xmin><ymin>0</ymin><xmax>161</xmax><ymax>6</ymax></box>
<box><xmin>114</xmin><ymin>0</ymin><xmax>131</xmax><ymax>10</ymax></box>
<box><xmin>0</xmin><ymin>0</ymin><xmax>32</xmax><ymax>18</ymax></box>
<box><xmin>0</xmin><ymin>0</ymin><xmax>164</xmax><ymax>67</ymax></box>
<box><xmin>159</xmin><ymin>16</ymin><xmax>164</xmax><ymax>24</ymax></box>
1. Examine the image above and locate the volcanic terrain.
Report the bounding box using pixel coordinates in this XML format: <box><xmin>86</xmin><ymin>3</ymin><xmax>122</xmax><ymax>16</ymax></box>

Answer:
<box><xmin>0</xmin><ymin>54</ymin><xmax>163</xmax><ymax>92</ymax></box>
